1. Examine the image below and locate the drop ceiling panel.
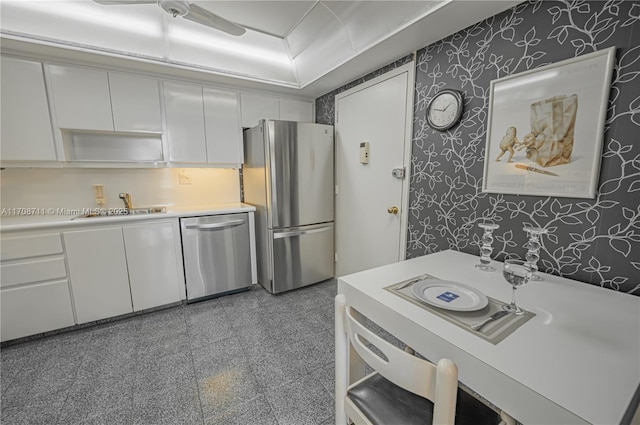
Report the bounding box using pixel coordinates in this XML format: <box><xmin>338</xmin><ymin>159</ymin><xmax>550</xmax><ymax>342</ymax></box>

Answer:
<box><xmin>292</xmin><ymin>28</ymin><xmax>353</xmax><ymax>86</ymax></box>
<box><xmin>286</xmin><ymin>2</ymin><xmax>353</xmax><ymax>59</ymax></box>
<box><xmin>194</xmin><ymin>1</ymin><xmax>316</xmax><ymax>38</ymax></box>
<box><xmin>324</xmin><ymin>1</ymin><xmax>443</xmax><ymax>52</ymax></box>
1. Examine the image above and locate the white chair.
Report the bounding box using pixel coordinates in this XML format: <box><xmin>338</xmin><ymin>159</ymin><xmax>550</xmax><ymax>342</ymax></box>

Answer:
<box><xmin>335</xmin><ymin>294</ymin><xmax>508</xmax><ymax>425</ymax></box>
<box><xmin>335</xmin><ymin>294</ymin><xmax>458</xmax><ymax>425</ymax></box>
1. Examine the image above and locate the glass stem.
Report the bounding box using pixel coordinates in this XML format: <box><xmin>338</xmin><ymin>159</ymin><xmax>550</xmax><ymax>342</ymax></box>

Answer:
<box><xmin>510</xmin><ymin>287</ymin><xmax>518</xmax><ymax>308</ymax></box>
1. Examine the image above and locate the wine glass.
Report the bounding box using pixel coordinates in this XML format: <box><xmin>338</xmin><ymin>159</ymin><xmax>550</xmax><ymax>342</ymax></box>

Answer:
<box><xmin>502</xmin><ymin>259</ymin><xmax>533</xmax><ymax>316</ymax></box>
<box><xmin>475</xmin><ymin>223</ymin><xmax>500</xmax><ymax>271</ymax></box>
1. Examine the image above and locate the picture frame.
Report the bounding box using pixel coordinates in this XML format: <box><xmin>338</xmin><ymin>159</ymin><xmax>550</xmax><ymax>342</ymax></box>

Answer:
<box><xmin>482</xmin><ymin>46</ymin><xmax>616</xmax><ymax>199</ymax></box>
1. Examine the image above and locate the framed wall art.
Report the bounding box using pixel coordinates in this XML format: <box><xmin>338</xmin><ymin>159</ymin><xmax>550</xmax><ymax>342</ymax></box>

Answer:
<box><xmin>482</xmin><ymin>46</ymin><xmax>616</xmax><ymax>198</ymax></box>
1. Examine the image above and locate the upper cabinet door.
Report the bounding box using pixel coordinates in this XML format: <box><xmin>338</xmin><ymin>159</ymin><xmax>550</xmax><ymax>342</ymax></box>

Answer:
<box><xmin>280</xmin><ymin>99</ymin><xmax>314</xmax><ymax>123</ymax></box>
<box><xmin>203</xmin><ymin>87</ymin><xmax>243</xmax><ymax>164</ymax></box>
<box><xmin>163</xmin><ymin>81</ymin><xmax>207</xmax><ymax>163</ymax></box>
<box><xmin>0</xmin><ymin>56</ymin><xmax>57</xmax><ymax>161</ymax></box>
<box><xmin>109</xmin><ymin>72</ymin><xmax>162</xmax><ymax>133</ymax></box>
<box><xmin>240</xmin><ymin>93</ymin><xmax>280</xmax><ymax>128</ymax></box>
<box><xmin>48</xmin><ymin>64</ymin><xmax>114</xmax><ymax>131</ymax></box>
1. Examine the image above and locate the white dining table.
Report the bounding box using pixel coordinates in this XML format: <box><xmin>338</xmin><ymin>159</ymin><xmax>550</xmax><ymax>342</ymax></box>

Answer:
<box><xmin>337</xmin><ymin>250</ymin><xmax>640</xmax><ymax>424</ymax></box>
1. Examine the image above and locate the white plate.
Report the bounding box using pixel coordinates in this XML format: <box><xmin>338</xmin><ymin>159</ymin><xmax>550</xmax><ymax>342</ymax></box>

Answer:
<box><xmin>411</xmin><ymin>279</ymin><xmax>488</xmax><ymax>312</ymax></box>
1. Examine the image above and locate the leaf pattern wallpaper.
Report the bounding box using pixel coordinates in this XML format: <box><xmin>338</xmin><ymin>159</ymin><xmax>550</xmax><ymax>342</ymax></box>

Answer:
<box><xmin>316</xmin><ymin>0</ymin><xmax>640</xmax><ymax>295</ymax></box>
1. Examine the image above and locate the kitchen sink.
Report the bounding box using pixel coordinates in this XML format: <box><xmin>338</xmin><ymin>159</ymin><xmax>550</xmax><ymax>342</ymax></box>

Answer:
<box><xmin>72</xmin><ymin>206</ymin><xmax>167</xmax><ymax>219</ymax></box>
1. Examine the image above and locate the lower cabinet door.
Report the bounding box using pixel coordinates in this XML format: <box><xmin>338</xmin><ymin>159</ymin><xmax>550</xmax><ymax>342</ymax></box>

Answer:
<box><xmin>123</xmin><ymin>222</ymin><xmax>181</xmax><ymax>311</ymax></box>
<box><xmin>0</xmin><ymin>280</ymin><xmax>75</xmax><ymax>342</ymax></box>
<box><xmin>64</xmin><ymin>227</ymin><xmax>133</xmax><ymax>323</ymax></box>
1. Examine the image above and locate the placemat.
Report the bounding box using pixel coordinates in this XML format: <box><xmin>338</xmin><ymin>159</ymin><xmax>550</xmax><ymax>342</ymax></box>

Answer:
<box><xmin>385</xmin><ymin>274</ymin><xmax>535</xmax><ymax>345</ymax></box>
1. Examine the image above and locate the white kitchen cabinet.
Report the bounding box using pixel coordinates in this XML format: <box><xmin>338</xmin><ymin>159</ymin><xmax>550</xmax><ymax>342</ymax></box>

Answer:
<box><xmin>163</xmin><ymin>80</ymin><xmax>207</xmax><ymax>163</ymax></box>
<box><xmin>48</xmin><ymin>64</ymin><xmax>162</xmax><ymax>133</ymax></box>
<box><xmin>109</xmin><ymin>72</ymin><xmax>162</xmax><ymax>133</ymax></box>
<box><xmin>241</xmin><ymin>92</ymin><xmax>280</xmax><ymax>128</ymax></box>
<box><xmin>64</xmin><ymin>227</ymin><xmax>133</xmax><ymax>323</ymax></box>
<box><xmin>0</xmin><ymin>56</ymin><xmax>57</xmax><ymax>161</ymax></box>
<box><xmin>204</xmin><ymin>87</ymin><xmax>243</xmax><ymax>164</ymax></box>
<box><xmin>123</xmin><ymin>221</ymin><xmax>181</xmax><ymax>311</ymax></box>
<box><xmin>165</xmin><ymin>81</ymin><xmax>243</xmax><ymax>165</ymax></box>
<box><xmin>0</xmin><ymin>232</ymin><xmax>74</xmax><ymax>342</ymax></box>
<box><xmin>240</xmin><ymin>93</ymin><xmax>314</xmax><ymax>127</ymax></box>
<box><xmin>48</xmin><ymin>64</ymin><xmax>114</xmax><ymax>131</ymax></box>
<box><xmin>280</xmin><ymin>98</ymin><xmax>314</xmax><ymax>122</ymax></box>
<box><xmin>1</xmin><ymin>280</ymin><xmax>75</xmax><ymax>342</ymax></box>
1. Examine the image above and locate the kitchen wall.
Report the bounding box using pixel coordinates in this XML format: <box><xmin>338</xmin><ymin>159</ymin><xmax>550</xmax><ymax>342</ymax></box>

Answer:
<box><xmin>316</xmin><ymin>0</ymin><xmax>640</xmax><ymax>295</ymax></box>
<box><xmin>315</xmin><ymin>53</ymin><xmax>414</xmax><ymax>125</ymax></box>
<box><xmin>0</xmin><ymin>168</ymin><xmax>240</xmax><ymax>211</ymax></box>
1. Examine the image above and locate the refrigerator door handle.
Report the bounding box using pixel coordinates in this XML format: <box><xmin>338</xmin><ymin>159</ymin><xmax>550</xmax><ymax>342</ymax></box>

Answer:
<box><xmin>266</xmin><ymin>120</ymin><xmax>279</xmax><ymax>226</ymax></box>
<box><xmin>185</xmin><ymin>219</ymin><xmax>245</xmax><ymax>231</ymax></box>
<box><xmin>273</xmin><ymin>225</ymin><xmax>333</xmax><ymax>239</ymax></box>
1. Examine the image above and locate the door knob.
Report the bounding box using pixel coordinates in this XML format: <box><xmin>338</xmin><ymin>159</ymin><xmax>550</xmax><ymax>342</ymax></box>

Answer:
<box><xmin>387</xmin><ymin>206</ymin><xmax>399</xmax><ymax>214</ymax></box>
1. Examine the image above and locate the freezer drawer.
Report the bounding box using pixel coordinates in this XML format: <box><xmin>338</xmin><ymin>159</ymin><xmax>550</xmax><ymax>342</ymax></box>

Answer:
<box><xmin>180</xmin><ymin>214</ymin><xmax>251</xmax><ymax>301</ymax></box>
<box><xmin>270</xmin><ymin>222</ymin><xmax>334</xmax><ymax>294</ymax></box>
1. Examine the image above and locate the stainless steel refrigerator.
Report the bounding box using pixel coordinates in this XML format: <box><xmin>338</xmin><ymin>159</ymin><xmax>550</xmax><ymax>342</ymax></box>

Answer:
<box><xmin>243</xmin><ymin>119</ymin><xmax>334</xmax><ymax>294</ymax></box>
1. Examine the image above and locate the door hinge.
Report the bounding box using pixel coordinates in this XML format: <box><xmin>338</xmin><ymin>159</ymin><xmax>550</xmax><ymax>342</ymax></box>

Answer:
<box><xmin>335</xmin><ymin>184</ymin><xmax>339</xmax><ymax>195</ymax></box>
<box><xmin>335</xmin><ymin>252</ymin><xmax>338</xmax><ymax>262</ymax></box>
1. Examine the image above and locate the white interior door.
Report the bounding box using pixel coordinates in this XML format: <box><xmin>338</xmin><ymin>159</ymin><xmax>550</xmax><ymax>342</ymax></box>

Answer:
<box><xmin>335</xmin><ymin>64</ymin><xmax>414</xmax><ymax>277</ymax></box>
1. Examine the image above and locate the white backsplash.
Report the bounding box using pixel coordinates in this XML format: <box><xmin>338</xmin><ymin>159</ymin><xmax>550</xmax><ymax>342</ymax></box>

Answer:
<box><xmin>0</xmin><ymin>167</ymin><xmax>240</xmax><ymax>210</ymax></box>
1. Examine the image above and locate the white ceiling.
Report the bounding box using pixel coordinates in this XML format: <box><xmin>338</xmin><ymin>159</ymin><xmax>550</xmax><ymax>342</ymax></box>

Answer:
<box><xmin>196</xmin><ymin>1</ymin><xmax>316</xmax><ymax>38</ymax></box>
<box><xmin>0</xmin><ymin>1</ymin><xmax>521</xmax><ymax>98</ymax></box>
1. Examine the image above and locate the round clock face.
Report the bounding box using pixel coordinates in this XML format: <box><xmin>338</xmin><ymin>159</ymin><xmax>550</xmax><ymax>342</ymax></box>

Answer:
<box><xmin>427</xmin><ymin>90</ymin><xmax>463</xmax><ymax>131</ymax></box>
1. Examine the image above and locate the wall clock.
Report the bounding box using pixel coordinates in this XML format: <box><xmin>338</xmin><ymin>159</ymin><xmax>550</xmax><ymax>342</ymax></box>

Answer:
<box><xmin>426</xmin><ymin>89</ymin><xmax>463</xmax><ymax>131</ymax></box>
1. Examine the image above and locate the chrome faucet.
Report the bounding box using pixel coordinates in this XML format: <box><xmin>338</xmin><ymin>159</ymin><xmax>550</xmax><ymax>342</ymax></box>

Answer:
<box><xmin>118</xmin><ymin>193</ymin><xmax>132</xmax><ymax>210</ymax></box>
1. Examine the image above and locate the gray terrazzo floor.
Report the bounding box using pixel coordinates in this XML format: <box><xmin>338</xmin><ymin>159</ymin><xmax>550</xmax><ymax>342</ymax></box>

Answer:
<box><xmin>0</xmin><ymin>280</ymin><xmax>337</xmax><ymax>425</ymax></box>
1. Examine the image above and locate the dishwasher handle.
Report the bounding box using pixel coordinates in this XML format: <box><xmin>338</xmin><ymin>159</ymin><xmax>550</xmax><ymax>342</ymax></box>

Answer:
<box><xmin>185</xmin><ymin>219</ymin><xmax>245</xmax><ymax>231</ymax></box>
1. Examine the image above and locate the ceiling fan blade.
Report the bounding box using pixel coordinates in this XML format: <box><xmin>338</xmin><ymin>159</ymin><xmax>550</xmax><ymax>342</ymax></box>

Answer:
<box><xmin>93</xmin><ymin>0</ymin><xmax>157</xmax><ymax>4</ymax></box>
<box><xmin>182</xmin><ymin>3</ymin><xmax>246</xmax><ymax>36</ymax></box>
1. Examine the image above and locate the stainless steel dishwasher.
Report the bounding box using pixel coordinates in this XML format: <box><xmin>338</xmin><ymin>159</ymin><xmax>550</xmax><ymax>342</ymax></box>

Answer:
<box><xmin>180</xmin><ymin>213</ymin><xmax>252</xmax><ymax>302</ymax></box>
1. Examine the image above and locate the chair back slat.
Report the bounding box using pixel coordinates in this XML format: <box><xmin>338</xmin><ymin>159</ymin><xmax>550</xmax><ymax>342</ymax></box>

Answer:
<box><xmin>345</xmin><ymin>306</ymin><xmax>441</xmax><ymax>401</ymax></box>
<box><xmin>336</xmin><ymin>294</ymin><xmax>465</xmax><ymax>425</ymax></box>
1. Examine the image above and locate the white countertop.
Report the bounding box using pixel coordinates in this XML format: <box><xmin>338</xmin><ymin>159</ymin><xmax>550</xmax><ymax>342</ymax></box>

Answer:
<box><xmin>338</xmin><ymin>250</ymin><xmax>640</xmax><ymax>424</ymax></box>
<box><xmin>0</xmin><ymin>202</ymin><xmax>255</xmax><ymax>232</ymax></box>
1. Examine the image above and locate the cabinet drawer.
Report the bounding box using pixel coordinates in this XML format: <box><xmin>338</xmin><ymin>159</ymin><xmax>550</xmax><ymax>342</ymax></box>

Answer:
<box><xmin>1</xmin><ymin>257</ymin><xmax>67</xmax><ymax>288</ymax></box>
<box><xmin>1</xmin><ymin>279</ymin><xmax>75</xmax><ymax>342</ymax></box>
<box><xmin>1</xmin><ymin>233</ymin><xmax>63</xmax><ymax>260</ymax></box>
